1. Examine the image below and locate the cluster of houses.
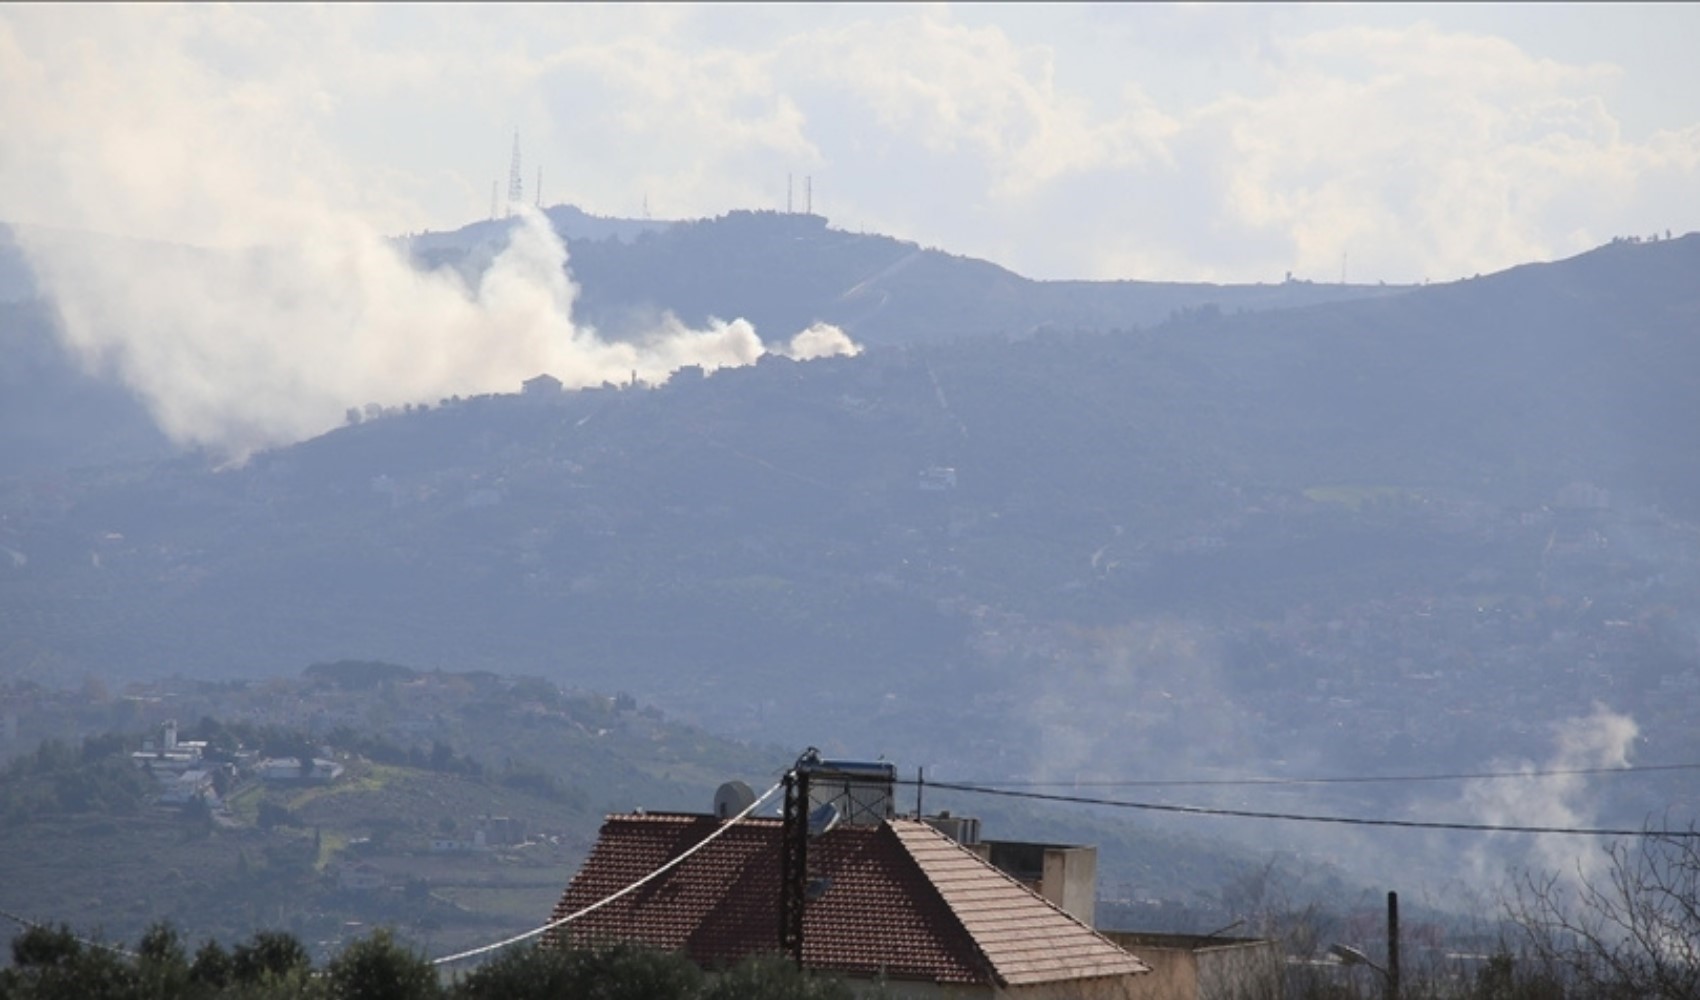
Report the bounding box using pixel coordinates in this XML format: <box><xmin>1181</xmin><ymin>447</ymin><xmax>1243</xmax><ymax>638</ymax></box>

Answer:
<box><xmin>126</xmin><ymin>719</ymin><xmax>344</xmax><ymax>809</ymax></box>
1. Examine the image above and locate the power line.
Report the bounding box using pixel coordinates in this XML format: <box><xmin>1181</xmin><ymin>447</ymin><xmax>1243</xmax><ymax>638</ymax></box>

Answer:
<box><xmin>0</xmin><ymin>904</ymin><xmax>139</xmax><ymax>959</ymax></box>
<box><xmin>0</xmin><ymin>780</ymin><xmax>785</xmax><ymax>972</ymax></box>
<box><xmin>941</xmin><ymin>762</ymin><xmax>1700</xmax><ymax>790</ymax></box>
<box><xmin>906</xmin><ymin>780</ymin><xmax>1700</xmax><ymax>839</ymax></box>
<box><xmin>428</xmin><ymin>778</ymin><xmax>784</xmax><ymax>966</ymax></box>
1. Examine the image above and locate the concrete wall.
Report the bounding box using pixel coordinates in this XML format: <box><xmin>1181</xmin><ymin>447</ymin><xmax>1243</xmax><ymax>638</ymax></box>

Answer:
<box><xmin>1040</xmin><ymin>846</ymin><xmax>1097</xmax><ymax>926</ymax></box>
<box><xmin>974</xmin><ymin>840</ymin><xmax>1099</xmax><ymax>925</ymax></box>
<box><xmin>1107</xmin><ymin>933</ymin><xmax>1283</xmax><ymax>1000</ymax></box>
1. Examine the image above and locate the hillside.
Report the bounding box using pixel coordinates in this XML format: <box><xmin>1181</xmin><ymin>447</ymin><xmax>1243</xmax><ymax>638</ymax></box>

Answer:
<box><xmin>0</xmin><ymin>668</ymin><xmax>779</xmax><ymax>959</ymax></box>
<box><xmin>0</xmin><ymin>207</ymin><xmax>1401</xmax><ymax>479</ymax></box>
<box><xmin>1</xmin><ymin>229</ymin><xmax>1697</xmax><ymax>901</ymax></box>
<box><xmin>0</xmin><ymin>669</ymin><xmax>1289</xmax><ymax>959</ymax></box>
<box><xmin>416</xmin><ymin>207</ymin><xmax>1410</xmax><ymax>347</ymax></box>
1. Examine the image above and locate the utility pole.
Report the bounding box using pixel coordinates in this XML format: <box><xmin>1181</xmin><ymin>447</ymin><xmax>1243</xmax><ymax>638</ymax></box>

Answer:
<box><xmin>1386</xmin><ymin>890</ymin><xmax>1400</xmax><ymax>1000</ymax></box>
<box><xmin>779</xmin><ymin>759</ymin><xmax>812</xmax><ymax>965</ymax></box>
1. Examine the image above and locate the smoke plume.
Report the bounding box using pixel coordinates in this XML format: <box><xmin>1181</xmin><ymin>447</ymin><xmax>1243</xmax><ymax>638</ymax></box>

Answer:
<box><xmin>0</xmin><ymin>8</ymin><xmax>859</xmax><ymax>462</ymax></box>
<box><xmin>1443</xmin><ymin>703</ymin><xmax>1640</xmax><ymax>886</ymax></box>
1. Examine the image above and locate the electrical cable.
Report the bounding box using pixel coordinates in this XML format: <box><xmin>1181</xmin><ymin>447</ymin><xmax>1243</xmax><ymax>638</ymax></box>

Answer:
<box><xmin>905</xmin><ymin>779</ymin><xmax>1700</xmax><ymax>838</ymax></box>
<box><xmin>0</xmin><ymin>904</ymin><xmax>139</xmax><ymax>959</ymax></box>
<box><xmin>427</xmin><ymin>778</ymin><xmax>784</xmax><ymax>967</ymax></box>
<box><xmin>937</xmin><ymin>761</ymin><xmax>1700</xmax><ymax>789</ymax></box>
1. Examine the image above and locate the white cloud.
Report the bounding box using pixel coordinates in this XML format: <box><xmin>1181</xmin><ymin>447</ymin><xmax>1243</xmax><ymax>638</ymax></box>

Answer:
<box><xmin>4</xmin><ymin>4</ymin><xmax>1697</xmax><ymax>288</ymax></box>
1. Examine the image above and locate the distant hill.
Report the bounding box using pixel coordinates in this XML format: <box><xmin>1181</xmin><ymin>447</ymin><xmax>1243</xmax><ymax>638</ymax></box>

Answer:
<box><xmin>1</xmin><ymin>235</ymin><xmax>1694</xmax><ymax>759</ymax></box>
<box><xmin>0</xmin><ymin>207</ymin><xmax>1402</xmax><ymax>477</ymax></box>
<box><xmin>3</xmin><ymin>217</ymin><xmax>1698</xmax><ymax>911</ymax></box>
<box><xmin>412</xmin><ymin>206</ymin><xmax>1411</xmax><ymax>346</ymax></box>
<box><xmin>0</xmin><ymin>669</ymin><xmax>1293</xmax><ymax>957</ymax></box>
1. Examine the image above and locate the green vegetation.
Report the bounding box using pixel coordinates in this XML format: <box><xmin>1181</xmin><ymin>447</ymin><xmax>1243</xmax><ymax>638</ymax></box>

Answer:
<box><xmin>0</xmin><ymin>695</ymin><xmax>779</xmax><ymax>960</ymax></box>
<box><xmin>0</xmin><ymin>736</ymin><xmax>153</xmax><ymax>827</ymax></box>
<box><xmin>0</xmin><ymin>926</ymin><xmax>859</xmax><ymax>1000</ymax></box>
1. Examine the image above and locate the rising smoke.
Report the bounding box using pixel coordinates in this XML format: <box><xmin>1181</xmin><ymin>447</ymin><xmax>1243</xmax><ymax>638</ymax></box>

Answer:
<box><xmin>0</xmin><ymin>7</ymin><xmax>859</xmax><ymax>462</ymax></box>
<box><xmin>1436</xmin><ymin>703</ymin><xmax>1641</xmax><ymax>888</ymax></box>
<box><xmin>20</xmin><ymin>205</ymin><xmax>859</xmax><ymax>462</ymax></box>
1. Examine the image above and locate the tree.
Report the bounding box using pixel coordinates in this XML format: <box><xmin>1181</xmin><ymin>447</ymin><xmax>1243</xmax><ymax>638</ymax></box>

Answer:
<box><xmin>455</xmin><ymin>943</ymin><xmax>701</xmax><ymax>1000</ymax></box>
<box><xmin>323</xmin><ymin>929</ymin><xmax>441</xmax><ymax>1000</ymax></box>
<box><xmin>230</xmin><ymin>929</ymin><xmax>312</xmax><ymax>986</ymax></box>
<box><xmin>1507</xmin><ymin>824</ymin><xmax>1700</xmax><ymax>999</ymax></box>
<box><xmin>699</xmin><ymin>955</ymin><xmax>857</xmax><ymax>1000</ymax></box>
<box><xmin>134</xmin><ymin>923</ymin><xmax>193</xmax><ymax>999</ymax></box>
<box><xmin>2</xmin><ymin>924</ymin><xmax>133</xmax><ymax>1000</ymax></box>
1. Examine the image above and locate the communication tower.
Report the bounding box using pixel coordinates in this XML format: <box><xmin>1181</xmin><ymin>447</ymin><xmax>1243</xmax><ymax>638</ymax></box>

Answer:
<box><xmin>507</xmin><ymin>132</ymin><xmax>524</xmax><ymax>214</ymax></box>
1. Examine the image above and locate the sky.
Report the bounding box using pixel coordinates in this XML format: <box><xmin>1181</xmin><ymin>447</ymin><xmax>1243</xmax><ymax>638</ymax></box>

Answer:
<box><xmin>3</xmin><ymin>2</ymin><xmax>1697</xmax><ymax>286</ymax></box>
<box><xmin>1</xmin><ymin>3</ymin><xmax>1697</xmax><ymax>455</ymax></box>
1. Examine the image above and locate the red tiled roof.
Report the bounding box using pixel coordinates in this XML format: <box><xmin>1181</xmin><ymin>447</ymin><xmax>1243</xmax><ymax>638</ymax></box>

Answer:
<box><xmin>549</xmin><ymin>813</ymin><xmax>1148</xmax><ymax>987</ymax></box>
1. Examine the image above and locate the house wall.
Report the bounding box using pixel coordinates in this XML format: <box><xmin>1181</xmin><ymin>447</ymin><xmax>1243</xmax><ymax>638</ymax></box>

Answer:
<box><xmin>974</xmin><ymin>840</ymin><xmax>1099</xmax><ymax>925</ymax></box>
<box><xmin>1116</xmin><ymin>946</ymin><xmax>1198</xmax><ymax>1000</ymax></box>
<box><xmin>1194</xmin><ymin>942</ymin><xmax>1283</xmax><ymax>1000</ymax></box>
<box><xmin>1107</xmin><ymin>934</ymin><xmax>1283</xmax><ymax>1000</ymax></box>
<box><xmin>1040</xmin><ymin>847</ymin><xmax>1098</xmax><ymax>925</ymax></box>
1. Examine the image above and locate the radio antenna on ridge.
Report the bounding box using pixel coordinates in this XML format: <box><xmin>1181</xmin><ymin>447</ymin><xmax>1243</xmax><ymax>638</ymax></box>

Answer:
<box><xmin>507</xmin><ymin>132</ymin><xmax>523</xmax><ymax>215</ymax></box>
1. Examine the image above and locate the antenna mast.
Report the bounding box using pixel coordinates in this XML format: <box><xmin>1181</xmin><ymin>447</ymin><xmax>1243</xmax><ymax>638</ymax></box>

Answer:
<box><xmin>507</xmin><ymin>132</ymin><xmax>524</xmax><ymax>215</ymax></box>
<box><xmin>787</xmin><ymin>173</ymin><xmax>793</xmax><ymax>214</ymax></box>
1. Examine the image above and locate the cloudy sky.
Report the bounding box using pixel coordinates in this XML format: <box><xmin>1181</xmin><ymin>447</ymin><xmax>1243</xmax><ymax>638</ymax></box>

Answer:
<box><xmin>2</xmin><ymin>3</ymin><xmax>1698</xmax><ymax>455</ymax></box>
<box><xmin>4</xmin><ymin>2</ymin><xmax>1696</xmax><ymax>286</ymax></box>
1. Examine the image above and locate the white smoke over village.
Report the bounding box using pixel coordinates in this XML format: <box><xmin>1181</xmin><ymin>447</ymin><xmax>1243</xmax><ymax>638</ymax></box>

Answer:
<box><xmin>0</xmin><ymin>8</ymin><xmax>859</xmax><ymax>462</ymax></box>
<box><xmin>19</xmin><ymin>209</ymin><xmax>859</xmax><ymax>460</ymax></box>
<box><xmin>1435</xmin><ymin>703</ymin><xmax>1640</xmax><ymax>888</ymax></box>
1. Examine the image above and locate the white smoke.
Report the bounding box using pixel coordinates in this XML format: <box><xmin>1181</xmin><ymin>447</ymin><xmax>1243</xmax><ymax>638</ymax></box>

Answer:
<box><xmin>0</xmin><ymin>8</ymin><xmax>860</xmax><ymax>462</ymax></box>
<box><xmin>1443</xmin><ymin>703</ymin><xmax>1640</xmax><ymax>885</ymax></box>
<box><xmin>777</xmin><ymin>322</ymin><xmax>863</xmax><ymax>361</ymax></box>
<box><xmin>20</xmin><ymin>209</ymin><xmax>859</xmax><ymax>460</ymax></box>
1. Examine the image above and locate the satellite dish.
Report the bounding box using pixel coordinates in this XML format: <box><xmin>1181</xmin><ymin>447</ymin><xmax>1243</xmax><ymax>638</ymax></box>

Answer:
<box><xmin>713</xmin><ymin>780</ymin><xmax>756</xmax><ymax>819</ymax></box>
<box><xmin>808</xmin><ymin>802</ymin><xmax>841</xmax><ymax>838</ymax></box>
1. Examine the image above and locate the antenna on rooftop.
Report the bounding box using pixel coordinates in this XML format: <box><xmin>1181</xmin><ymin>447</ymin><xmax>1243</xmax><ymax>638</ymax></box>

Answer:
<box><xmin>507</xmin><ymin>131</ymin><xmax>523</xmax><ymax>215</ymax></box>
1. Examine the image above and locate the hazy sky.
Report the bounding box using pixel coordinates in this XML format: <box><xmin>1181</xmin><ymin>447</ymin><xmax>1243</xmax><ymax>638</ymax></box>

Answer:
<box><xmin>4</xmin><ymin>3</ymin><xmax>1696</xmax><ymax>286</ymax></box>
